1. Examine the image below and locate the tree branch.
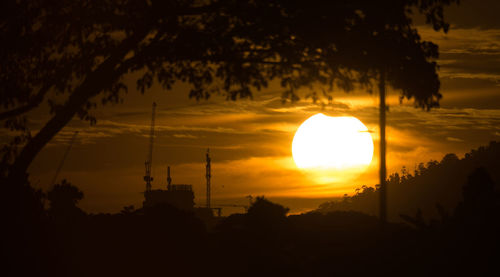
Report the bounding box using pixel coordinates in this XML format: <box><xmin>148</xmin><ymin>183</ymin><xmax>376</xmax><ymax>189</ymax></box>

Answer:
<box><xmin>0</xmin><ymin>85</ymin><xmax>51</xmax><ymax>121</ymax></box>
<box><xmin>6</xmin><ymin>30</ymin><xmax>149</xmax><ymax>183</ymax></box>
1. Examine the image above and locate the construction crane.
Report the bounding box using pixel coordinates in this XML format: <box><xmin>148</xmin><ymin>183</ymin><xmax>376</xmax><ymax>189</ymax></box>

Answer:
<box><xmin>211</xmin><ymin>196</ymin><xmax>254</xmax><ymax>215</ymax></box>
<box><xmin>206</xmin><ymin>148</ymin><xmax>211</xmax><ymax>209</ymax></box>
<box><xmin>51</xmin><ymin>131</ymin><xmax>79</xmax><ymax>185</ymax></box>
<box><xmin>215</xmin><ymin>204</ymin><xmax>249</xmax><ymax>210</ymax></box>
<box><xmin>144</xmin><ymin>102</ymin><xmax>157</xmax><ymax>192</ymax></box>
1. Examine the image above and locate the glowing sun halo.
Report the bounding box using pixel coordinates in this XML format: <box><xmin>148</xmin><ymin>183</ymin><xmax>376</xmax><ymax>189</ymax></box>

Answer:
<box><xmin>292</xmin><ymin>113</ymin><xmax>374</xmax><ymax>183</ymax></box>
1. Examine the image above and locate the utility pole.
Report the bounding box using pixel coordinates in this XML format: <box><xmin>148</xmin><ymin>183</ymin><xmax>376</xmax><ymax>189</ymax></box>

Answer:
<box><xmin>206</xmin><ymin>148</ymin><xmax>211</xmax><ymax>209</ymax></box>
<box><xmin>379</xmin><ymin>69</ymin><xmax>387</xmax><ymax>226</ymax></box>
<box><xmin>144</xmin><ymin>102</ymin><xmax>156</xmax><ymax>192</ymax></box>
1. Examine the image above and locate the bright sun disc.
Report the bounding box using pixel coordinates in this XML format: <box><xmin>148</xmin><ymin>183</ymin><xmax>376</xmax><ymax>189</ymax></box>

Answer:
<box><xmin>292</xmin><ymin>113</ymin><xmax>374</xmax><ymax>183</ymax></box>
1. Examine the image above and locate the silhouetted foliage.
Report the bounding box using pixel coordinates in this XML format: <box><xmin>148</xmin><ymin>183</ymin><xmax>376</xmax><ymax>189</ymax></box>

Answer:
<box><xmin>317</xmin><ymin>141</ymin><xmax>500</xmax><ymax>221</ymax></box>
<box><xmin>1</xmin><ymin>0</ymin><xmax>458</xmax><ymax>184</ymax></box>
<box><xmin>3</xmin><ymin>174</ymin><xmax>500</xmax><ymax>277</ymax></box>
<box><xmin>120</xmin><ymin>205</ymin><xmax>135</xmax><ymax>215</ymax></box>
<box><xmin>397</xmin><ymin>166</ymin><xmax>500</xmax><ymax>276</ymax></box>
<box><xmin>47</xmin><ymin>179</ymin><xmax>85</xmax><ymax>220</ymax></box>
<box><xmin>462</xmin><ymin>167</ymin><xmax>496</xmax><ymax>207</ymax></box>
<box><xmin>0</xmin><ymin>178</ymin><xmax>48</xmax><ymax>276</ymax></box>
<box><xmin>8</xmin><ymin>1</ymin><xmax>500</xmax><ymax>276</ymax></box>
<box><xmin>247</xmin><ymin>196</ymin><xmax>289</xmax><ymax>222</ymax></box>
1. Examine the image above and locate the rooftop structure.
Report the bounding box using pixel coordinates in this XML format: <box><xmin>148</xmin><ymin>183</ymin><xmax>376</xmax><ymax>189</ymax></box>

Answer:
<box><xmin>143</xmin><ymin>166</ymin><xmax>194</xmax><ymax>210</ymax></box>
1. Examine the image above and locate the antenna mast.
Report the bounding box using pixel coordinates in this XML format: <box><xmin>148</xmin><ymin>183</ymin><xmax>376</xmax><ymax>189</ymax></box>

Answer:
<box><xmin>206</xmin><ymin>148</ymin><xmax>211</xmax><ymax>209</ymax></box>
<box><xmin>144</xmin><ymin>102</ymin><xmax>157</xmax><ymax>192</ymax></box>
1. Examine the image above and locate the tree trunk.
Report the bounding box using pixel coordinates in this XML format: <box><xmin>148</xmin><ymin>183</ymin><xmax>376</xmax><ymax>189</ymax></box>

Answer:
<box><xmin>379</xmin><ymin>69</ymin><xmax>387</xmax><ymax>225</ymax></box>
<box><xmin>6</xmin><ymin>33</ymin><xmax>146</xmax><ymax>185</ymax></box>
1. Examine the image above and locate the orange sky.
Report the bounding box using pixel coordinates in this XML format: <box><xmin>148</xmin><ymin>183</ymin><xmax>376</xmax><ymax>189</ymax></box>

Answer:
<box><xmin>16</xmin><ymin>0</ymin><xmax>500</xmax><ymax>214</ymax></box>
<box><xmin>25</xmin><ymin>82</ymin><xmax>499</xmax><ymax>214</ymax></box>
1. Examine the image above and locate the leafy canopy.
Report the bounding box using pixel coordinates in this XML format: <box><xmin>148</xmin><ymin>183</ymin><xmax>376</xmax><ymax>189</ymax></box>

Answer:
<box><xmin>1</xmin><ymin>0</ymin><xmax>457</xmax><ymax>177</ymax></box>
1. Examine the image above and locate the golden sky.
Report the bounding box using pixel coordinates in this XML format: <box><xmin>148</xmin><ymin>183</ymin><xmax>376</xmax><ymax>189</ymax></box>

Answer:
<box><xmin>19</xmin><ymin>0</ymin><xmax>500</xmax><ymax>214</ymax></box>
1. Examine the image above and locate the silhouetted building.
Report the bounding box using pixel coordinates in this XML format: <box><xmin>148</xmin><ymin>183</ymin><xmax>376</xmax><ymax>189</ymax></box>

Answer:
<box><xmin>143</xmin><ymin>185</ymin><xmax>195</xmax><ymax>210</ymax></box>
<box><xmin>143</xmin><ymin>167</ymin><xmax>195</xmax><ymax>210</ymax></box>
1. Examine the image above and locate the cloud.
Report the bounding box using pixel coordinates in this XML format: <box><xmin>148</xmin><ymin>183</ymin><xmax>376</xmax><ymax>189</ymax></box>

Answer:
<box><xmin>416</xmin><ymin>26</ymin><xmax>500</xmax><ymax>85</ymax></box>
<box><xmin>23</xmin><ymin>29</ymin><xmax>500</xmax><ymax>213</ymax></box>
<box><xmin>447</xmin><ymin>137</ymin><xmax>464</xmax><ymax>142</ymax></box>
<box><xmin>444</xmin><ymin>0</ymin><xmax>500</xmax><ymax>29</ymax></box>
<box><xmin>172</xmin><ymin>133</ymin><xmax>197</xmax><ymax>139</ymax></box>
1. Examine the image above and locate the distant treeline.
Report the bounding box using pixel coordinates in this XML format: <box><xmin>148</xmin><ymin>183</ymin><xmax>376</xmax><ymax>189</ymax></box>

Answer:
<box><xmin>2</xmin><ymin>142</ymin><xmax>500</xmax><ymax>276</ymax></box>
<box><xmin>316</xmin><ymin>141</ymin><xmax>500</xmax><ymax>221</ymax></box>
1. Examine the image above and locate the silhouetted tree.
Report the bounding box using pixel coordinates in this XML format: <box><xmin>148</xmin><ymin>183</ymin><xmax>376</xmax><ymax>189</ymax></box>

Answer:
<box><xmin>317</xmin><ymin>142</ymin><xmax>500</xmax><ymax>221</ymax></box>
<box><xmin>247</xmin><ymin>196</ymin><xmax>289</xmax><ymax>220</ymax></box>
<box><xmin>246</xmin><ymin>197</ymin><xmax>290</xmax><ymax>238</ymax></box>
<box><xmin>441</xmin><ymin>153</ymin><xmax>459</xmax><ymax>164</ymax></box>
<box><xmin>216</xmin><ymin>196</ymin><xmax>290</xmax><ymax>234</ymax></box>
<box><xmin>1</xmin><ymin>0</ymin><xmax>458</xmax><ymax>189</ymax></box>
<box><xmin>462</xmin><ymin>167</ymin><xmax>496</xmax><ymax>207</ymax></box>
<box><xmin>408</xmin><ymin>167</ymin><xmax>500</xmax><ymax>276</ymax></box>
<box><xmin>120</xmin><ymin>205</ymin><xmax>135</xmax><ymax>215</ymax></box>
<box><xmin>47</xmin><ymin>179</ymin><xmax>85</xmax><ymax>220</ymax></box>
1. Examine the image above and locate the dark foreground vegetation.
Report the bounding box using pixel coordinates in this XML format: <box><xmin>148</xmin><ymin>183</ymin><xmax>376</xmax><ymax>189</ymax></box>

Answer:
<box><xmin>318</xmin><ymin>141</ymin><xmax>500</xmax><ymax>221</ymax></box>
<box><xmin>2</xmin><ymin>142</ymin><xmax>500</xmax><ymax>277</ymax></box>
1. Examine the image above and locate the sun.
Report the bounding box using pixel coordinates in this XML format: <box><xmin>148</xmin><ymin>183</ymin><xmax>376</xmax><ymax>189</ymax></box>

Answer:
<box><xmin>292</xmin><ymin>113</ymin><xmax>374</xmax><ymax>183</ymax></box>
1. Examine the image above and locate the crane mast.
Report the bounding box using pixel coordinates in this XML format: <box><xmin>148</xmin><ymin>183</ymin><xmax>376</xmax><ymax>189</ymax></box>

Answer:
<box><xmin>51</xmin><ymin>131</ymin><xmax>79</xmax><ymax>186</ymax></box>
<box><xmin>144</xmin><ymin>102</ymin><xmax>157</xmax><ymax>192</ymax></box>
